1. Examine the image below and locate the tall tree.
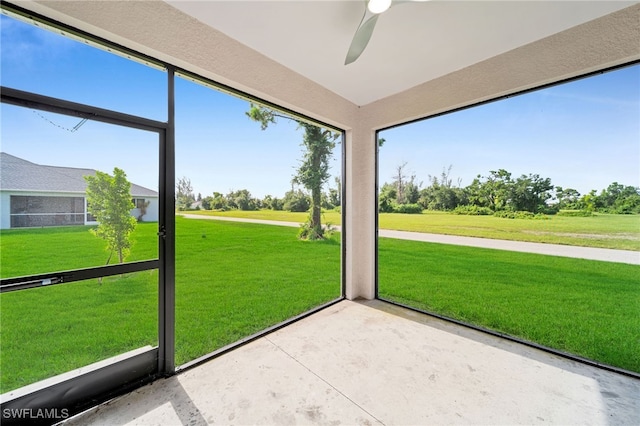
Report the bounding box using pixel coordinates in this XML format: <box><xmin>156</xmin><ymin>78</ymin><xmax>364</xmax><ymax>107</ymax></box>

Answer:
<box><xmin>420</xmin><ymin>165</ymin><xmax>462</xmax><ymax>211</ymax></box>
<box><xmin>176</xmin><ymin>176</ymin><xmax>195</xmax><ymax>211</ymax></box>
<box><xmin>554</xmin><ymin>186</ymin><xmax>581</xmax><ymax>210</ymax></box>
<box><xmin>246</xmin><ymin>104</ymin><xmax>339</xmax><ymax>239</ymax></box>
<box><xmin>593</xmin><ymin>182</ymin><xmax>640</xmax><ymax>214</ymax></box>
<box><xmin>226</xmin><ymin>189</ymin><xmax>258</xmax><ymax>211</ymax></box>
<box><xmin>326</xmin><ymin>176</ymin><xmax>341</xmax><ymax>208</ymax></box>
<box><xmin>468</xmin><ymin>169</ymin><xmax>513</xmax><ymax>211</ymax></box>
<box><xmin>511</xmin><ymin>174</ymin><xmax>553</xmax><ymax>213</ymax></box>
<box><xmin>393</xmin><ymin>162</ymin><xmax>409</xmax><ymax>204</ymax></box>
<box><xmin>85</xmin><ymin>168</ymin><xmax>137</xmax><ymax>264</ymax></box>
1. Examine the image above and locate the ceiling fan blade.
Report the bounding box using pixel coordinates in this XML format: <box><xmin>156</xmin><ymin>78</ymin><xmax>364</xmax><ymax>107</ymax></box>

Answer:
<box><xmin>344</xmin><ymin>10</ymin><xmax>380</xmax><ymax>65</ymax></box>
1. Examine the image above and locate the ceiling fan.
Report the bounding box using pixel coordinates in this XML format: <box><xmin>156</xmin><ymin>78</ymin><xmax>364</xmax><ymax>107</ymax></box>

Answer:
<box><xmin>345</xmin><ymin>0</ymin><xmax>427</xmax><ymax>65</ymax></box>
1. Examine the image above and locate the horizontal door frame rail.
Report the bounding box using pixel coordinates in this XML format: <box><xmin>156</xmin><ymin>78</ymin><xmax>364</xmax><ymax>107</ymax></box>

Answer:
<box><xmin>0</xmin><ymin>347</ymin><xmax>159</xmax><ymax>426</ymax></box>
<box><xmin>1</xmin><ymin>86</ymin><xmax>167</xmax><ymax>133</ymax></box>
<box><xmin>0</xmin><ymin>259</ymin><xmax>160</xmax><ymax>293</ymax></box>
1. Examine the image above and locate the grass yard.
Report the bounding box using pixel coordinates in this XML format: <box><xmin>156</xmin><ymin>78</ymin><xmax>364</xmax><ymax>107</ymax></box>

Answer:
<box><xmin>379</xmin><ymin>211</ymin><xmax>640</xmax><ymax>251</ymax></box>
<box><xmin>0</xmin><ymin>271</ymin><xmax>158</xmax><ymax>393</ymax></box>
<box><xmin>190</xmin><ymin>209</ymin><xmax>640</xmax><ymax>250</ymax></box>
<box><xmin>189</xmin><ymin>209</ymin><xmax>319</xmax><ymax>224</ymax></box>
<box><xmin>174</xmin><ymin>218</ymin><xmax>341</xmax><ymax>364</ymax></box>
<box><xmin>1</xmin><ymin>215</ymin><xmax>638</xmax><ymax>392</ymax></box>
<box><xmin>378</xmin><ymin>237</ymin><xmax>640</xmax><ymax>373</ymax></box>
<box><xmin>0</xmin><ymin>218</ymin><xmax>341</xmax><ymax>392</ymax></box>
<box><xmin>0</xmin><ymin>224</ymin><xmax>158</xmax><ymax>278</ymax></box>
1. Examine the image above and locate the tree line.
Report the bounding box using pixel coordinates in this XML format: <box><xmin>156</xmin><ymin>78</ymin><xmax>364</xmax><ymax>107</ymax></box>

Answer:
<box><xmin>379</xmin><ymin>163</ymin><xmax>640</xmax><ymax>216</ymax></box>
<box><xmin>176</xmin><ymin>177</ymin><xmax>341</xmax><ymax>213</ymax></box>
<box><xmin>177</xmin><ymin>162</ymin><xmax>639</xmax><ymax>221</ymax></box>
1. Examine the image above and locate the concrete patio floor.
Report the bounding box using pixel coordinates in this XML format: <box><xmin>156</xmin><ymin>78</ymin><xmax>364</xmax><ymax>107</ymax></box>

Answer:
<box><xmin>65</xmin><ymin>300</ymin><xmax>639</xmax><ymax>425</ymax></box>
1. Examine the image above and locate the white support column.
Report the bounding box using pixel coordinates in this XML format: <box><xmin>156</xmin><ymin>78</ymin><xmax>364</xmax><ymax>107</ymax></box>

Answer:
<box><xmin>344</xmin><ymin>124</ymin><xmax>377</xmax><ymax>300</ymax></box>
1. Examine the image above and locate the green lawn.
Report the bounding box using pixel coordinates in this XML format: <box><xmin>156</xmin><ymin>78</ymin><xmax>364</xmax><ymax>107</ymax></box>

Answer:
<box><xmin>189</xmin><ymin>209</ymin><xmax>640</xmax><ymax>251</ymax></box>
<box><xmin>1</xmin><ymin>216</ymin><xmax>638</xmax><ymax>392</ymax></box>
<box><xmin>0</xmin><ymin>223</ymin><xmax>158</xmax><ymax>278</ymax></box>
<box><xmin>378</xmin><ymin>237</ymin><xmax>640</xmax><ymax>372</ymax></box>
<box><xmin>379</xmin><ymin>211</ymin><xmax>640</xmax><ymax>250</ymax></box>
<box><xmin>174</xmin><ymin>219</ymin><xmax>341</xmax><ymax>364</ymax></box>
<box><xmin>0</xmin><ymin>271</ymin><xmax>158</xmax><ymax>392</ymax></box>
<box><xmin>0</xmin><ymin>218</ymin><xmax>341</xmax><ymax>392</ymax></box>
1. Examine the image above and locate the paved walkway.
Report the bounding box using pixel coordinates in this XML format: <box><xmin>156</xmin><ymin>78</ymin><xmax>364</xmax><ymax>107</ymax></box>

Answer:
<box><xmin>180</xmin><ymin>214</ymin><xmax>639</xmax><ymax>265</ymax></box>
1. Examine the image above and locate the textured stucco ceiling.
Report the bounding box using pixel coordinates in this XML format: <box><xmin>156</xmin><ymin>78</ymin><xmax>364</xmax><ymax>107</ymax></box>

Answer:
<box><xmin>166</xmin><ymin>1</ymin><xmax>635</xmax><ymax>106</ymax></box>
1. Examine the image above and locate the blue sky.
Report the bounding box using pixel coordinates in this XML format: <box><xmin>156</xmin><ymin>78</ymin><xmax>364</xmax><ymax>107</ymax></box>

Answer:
<box><xmin>380</xmin><ymin>67</ymin><xmax>640</xmax><ymax>195</ymax></box>
<box><xmin>1</xmin><ymin>14</ymin><xmax>638</xmax><ymax>199</ymax></box>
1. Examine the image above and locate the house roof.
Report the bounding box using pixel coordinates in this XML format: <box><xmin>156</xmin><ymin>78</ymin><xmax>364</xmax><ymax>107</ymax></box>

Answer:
<box><xmin>0</xmin><ymin>152</ymin><xmax>158</xmax><ymax>197</ymax></box>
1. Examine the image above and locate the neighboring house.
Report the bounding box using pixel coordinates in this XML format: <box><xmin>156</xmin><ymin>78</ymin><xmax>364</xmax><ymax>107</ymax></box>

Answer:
<box><xmin>0</xmin><ymin>152</ymin><xmax>158</xmax><ymax>229</ymax></box>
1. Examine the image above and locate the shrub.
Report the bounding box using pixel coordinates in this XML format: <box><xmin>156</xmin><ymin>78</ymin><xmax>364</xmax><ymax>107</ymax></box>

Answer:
<box><xmin>225</xmin><ymin>189</ymin><xmax>257</xmax><ymax>211</ymax></box>
<box><xmin>209</xmin><ymin>194</ymin><xmax>228</xmax><ymax>210</ymax></box>
<box><xmin>261</xmin><ymin>195</ymin><xmax>283</xmax><ymax>210</ymax></box>
<box><xmin>378</xmin><ymin>193</ymin><xmax>396</xmax><ymax>213</ymax></box>
<box><xmin>271</xmin><ymin>198</ymin><xmax>284</xmax><ymax>211</ymax></box>
<box><xmin>493</xmin><ymin>210</ymin><xmax>549</xmax><ymax>220</ymax></box>
<box><xmin>283</xmin><ymin>189</ymin><xmax>310</xmax><ymax>212</ymax></box>
<box><xmin>393</xmin><ymin>204</ymin><xmax>423</xmax><ymax>214</ymax></box>
<box><xmin>556</xmin><ymin>209</ymin><xmax>593</xmax><ymax>217</ymax></box>
<box><xmin>452</xmin><ymin>205</ymin><xmax>493</xmax><ymax>215</ymax></box>
<box><xmin>614</xmin><ymin>195</ymin><xmax>640</xmax><ymax>214</ymax></box>
<box><xmin>297</xmin><ymin>221</ymin><xmax>323</xmax><ymax>240</ymax></box>
<box><xmin>285</xmin><ymin>198</ymin><xmax>309</xmax><ymax>212</ymax></box>
<box><xmin>379</xmin><ymin>200</ymin><xmax>396</xmax><ymax>213</ymax></box>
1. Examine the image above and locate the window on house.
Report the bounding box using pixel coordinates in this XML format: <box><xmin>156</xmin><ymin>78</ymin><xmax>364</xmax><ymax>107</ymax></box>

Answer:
<box><xmin>376</xmin><ymin>64</ymin><xmax>640</xmax><ymax>374</ymax></box>
<box><xmin>10</xmin><ymin>195</ymin><xmax>85</xmax><ymax>227</ymax></box>
<box><xmin>86</xmin><ymin>208</ymin><xmax>97</xmax><ymax>223</ymax></box>
<box><xmin>132</xmin><ymin>198</ymin><xmax>147</xmax><ymax>209</ymax></box>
